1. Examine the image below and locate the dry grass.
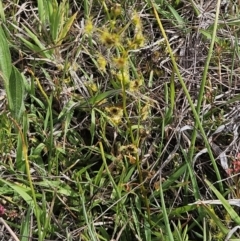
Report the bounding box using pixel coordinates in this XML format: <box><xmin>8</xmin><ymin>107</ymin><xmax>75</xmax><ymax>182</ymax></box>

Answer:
<box><xmin>1</xmin><ymin>0</ymin><xmax>240</xmax><ymax>240</ymax></box>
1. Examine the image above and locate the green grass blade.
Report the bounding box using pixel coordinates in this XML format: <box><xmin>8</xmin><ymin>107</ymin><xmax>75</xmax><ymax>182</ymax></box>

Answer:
<box><xmin>22</xmin><ymin>25</ymin><xmax>52</xmax><ymax>58</ymax></box>
<box><xmin>57</xmin><ymin>12</ymin><xmax>77</xmax><ymax>44</ymax></box>
<box><xmin>18</xmin><ymin>36</ymin><xmax>43</xmax><ymax>54</ymax></box>
<box><xmin>16</xmin><ymin>131</ymin><xmax>24</xmax><ymax>171</ymax></box>
<box><xmin>37</xmin><ymin>0</ymin><xmax>46</xmax><ymax>25</ymax></box>
<box><xmin>47</xmin><ymin>0</ymin><xmax>59</xmax><ymax>42</ymax></box>
<box><xmin>131</xmin><ymin>199</ymin><xmax>141</xmax><ymax>237</ymax></box>
<box><xmin>77</xmin><ymin>89</ymin><xmax>122</xmax><ymax>109</ymax></box>
<box><xmin>201</xmin><ymin>204</ymin><xmax>229</xmax><ymax>235</ymax></box>
<box><xmin>0</xmin><ymin>1</ymin><xmax>5</xmax><ymax>22</ymax></box>
<box><xmin>159</xmin><ymin>182</ymin><xmax>174</xmax><ymax>241</ymax></box>
<box><xmin>90</xmin><ymin>108</ymin><xmax>96</xmax><ymax>145</ymax></box>
<box><xmin>20</xmin><ymin>206</ymin><xmax>31</xmax><ymax>241</ymax></box>
<box><xmin>205</xmin><ymin>179</ymin><xmax>240</xmax><ymax>225</ymax></box>
<box><xmin>0</xmin><ymin>26</ymin><xmax>11</xmax><ymax>80</ymax></box>
<box><xmin>0</xmin><ymin>178</ymin><xmax>34</xmax><ymax>206</ymax></box>
<box><xmin>167</xmin><ymin>4</ymin><xmax>186</xmax><ymax>30</ymax></box>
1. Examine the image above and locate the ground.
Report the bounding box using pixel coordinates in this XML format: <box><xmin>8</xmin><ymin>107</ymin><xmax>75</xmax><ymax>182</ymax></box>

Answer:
<box><xmin>0</xmin><ymin>0</ymin><xmax>240</xmax><ymax>240</ymax></box>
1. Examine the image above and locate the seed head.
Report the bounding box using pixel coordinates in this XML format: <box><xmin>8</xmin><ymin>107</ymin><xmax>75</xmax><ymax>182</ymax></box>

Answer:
<box><xmin>116</xmin><ymin>71</ymin><xmax>130</xmax><ymax>86</ymax></box>
<box><xmin>111</xmin><ymin>3</ymin><xmax>122</xmax><ymax>18</ymax></box>
<box><xmin>129</xmin><ymin>78</ymin><xmax>143</xmax><ymax>92</ymax></box>
<box><xmin>84</xmin><ymin>18</ymin><xmax>94</xmax><ymax>35</ymax></box>
<box><xmin>132</xmin><ymin>11</ymin><xmax>142</xmax><ymax>29</ymax></box>
<box><xmin>105</xmin><ymin>106</ymin><xmax>123</xmax><ymax>125</ymax></box>
<box><xmin>100</xmin><ymin>29</ymin><xmax>120</xmax><ymax>47</ymax></box>
<box><xmin>133</xmin><ymin>32</ymin><xmax>145</xmax><ymax>48</ymax></box>
<box><xmin>97</xmin><ymin>54</ymin><xmax>107</xmax><ymax>73</ymax></box>
<box><xmin>113</xmin><ymin>55</ymin><xmax>128</xmax><ymax>70</ymax></box>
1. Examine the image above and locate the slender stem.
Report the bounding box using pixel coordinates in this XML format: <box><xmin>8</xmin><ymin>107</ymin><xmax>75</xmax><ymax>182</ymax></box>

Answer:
<box><xmin>151</xmin><ymin>0</ymin><xmax>223</xmax><ymax>192</ymax></box>
<box><xmin>120</xmin><ymin>70</ymin><xmax>135</xmax><ymax>143</ymax></box>
<box><xmin>27</xmin><ymin>68</ymin><xmax>54</xmax><ymax>172</ymax></box>
<box><xmin>188</xmin><ymin>0</ymin><xmax>221</xmax><ymax>171</ymax></box>
<box><xmin>9</xmin><ymin>114</ymin><xmax>42</xmax><ymax>240</ymax></box>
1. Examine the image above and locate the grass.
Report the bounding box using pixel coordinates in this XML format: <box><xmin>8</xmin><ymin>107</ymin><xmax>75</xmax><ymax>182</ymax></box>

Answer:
<box><xmin>1</xmin><ymin>0</ymin><xmax>240</xmax><ymax>240</ymax></box>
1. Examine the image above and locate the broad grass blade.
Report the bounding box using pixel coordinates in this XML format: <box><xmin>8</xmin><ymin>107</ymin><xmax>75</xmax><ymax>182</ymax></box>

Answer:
<box><xmin>0</xmin><ymin>26</ymin><xmax>25</xmax><ymax>120</ymax></box>
<box><xmin>8</xmin><ymin>66</ymin><xmax>25</xmax><ymax>120</ymax></box>
<box><xmin>0</xmin><ymin>26</ymin><xmax>11</xmax><ymax>81</ymax></box>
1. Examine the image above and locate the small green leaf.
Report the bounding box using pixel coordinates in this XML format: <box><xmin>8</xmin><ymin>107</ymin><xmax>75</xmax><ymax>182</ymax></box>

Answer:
<box><xmin>80</xmin><ymin>89</ymin><xmax>122</xmax><ymax>108</ymax></box>
<box><xmin>57</xmin><ymin>12</ymin><xmax>77</xmax><ymax>44</ymax></box>
<box><xmin>199</xmin><ymin>29</ymin><xmax>220</xmax><ymax>44</ymax></box>
<box><xmin>168</xmin><ymin>4</ymin><xmax>186</xmax><ymax>29</ymax></box>
<box><xmin>8</xmin><ymin>66</ymin><xmax>25</xmax><ymax>120</ymax></box>
<box><xmin>18</xmin><ymin>36</ymin><xmax>43</xmax><ymax>54</ymax></box>
<box><xmin>0</xmin><ymin>178</ymin><xmax>34</xmax><ymax>206</ymax></box>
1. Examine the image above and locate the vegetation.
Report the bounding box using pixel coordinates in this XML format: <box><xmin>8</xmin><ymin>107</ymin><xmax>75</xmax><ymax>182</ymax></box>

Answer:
<box><xmin>1</xmin><ymin>0</ymin><xmax>240</xmax><ymax>240</ymax></box>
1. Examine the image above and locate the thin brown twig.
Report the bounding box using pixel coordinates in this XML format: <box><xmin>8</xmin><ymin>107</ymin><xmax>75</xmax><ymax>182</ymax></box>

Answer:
<box><xmin>0</xmin><ymin>217</ymin><xmax>20</xmax><ymax>241</ymax></box>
